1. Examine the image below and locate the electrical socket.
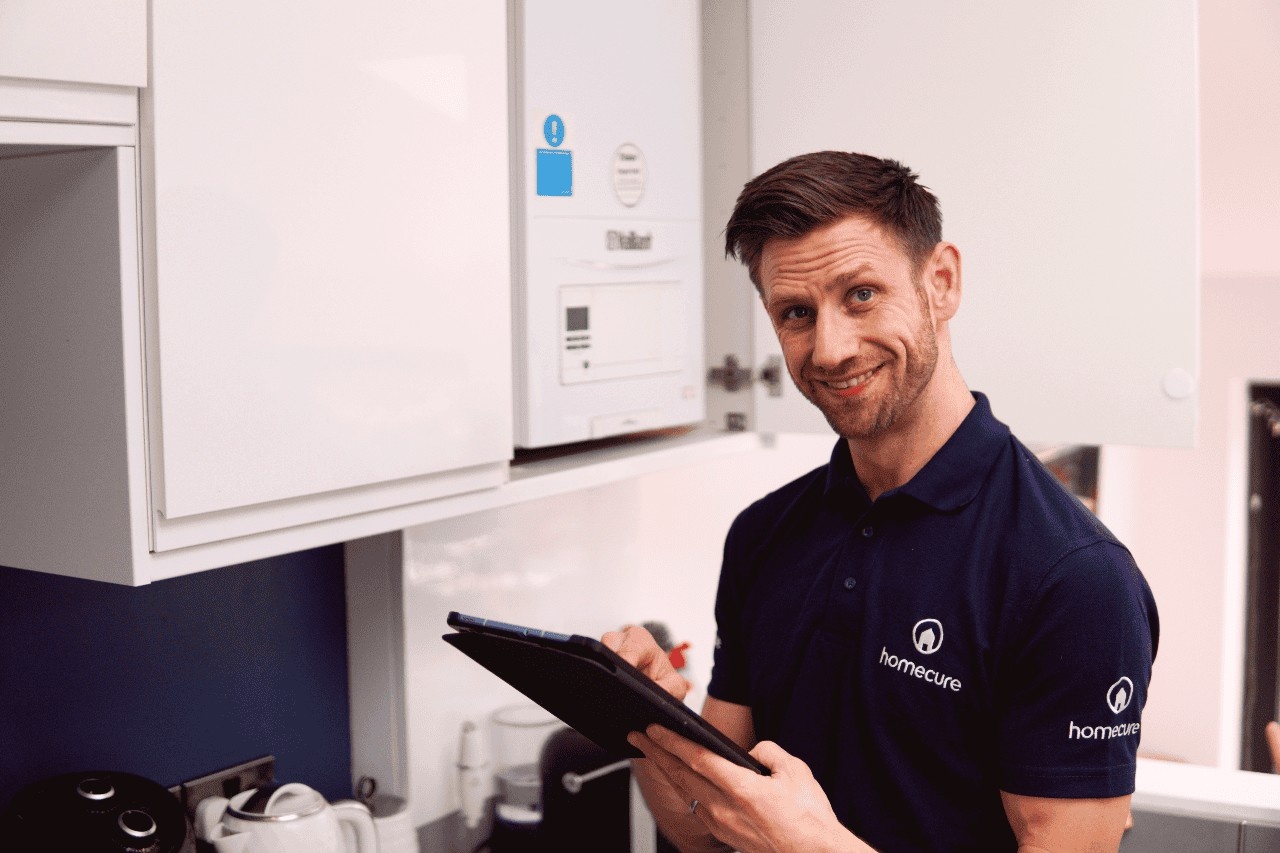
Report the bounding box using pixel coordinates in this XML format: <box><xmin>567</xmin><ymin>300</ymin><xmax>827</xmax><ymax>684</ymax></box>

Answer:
<box><xmin>169</xmin><ymin>755</ymin><xmax>276</xmax><ymax>835</ymax></box>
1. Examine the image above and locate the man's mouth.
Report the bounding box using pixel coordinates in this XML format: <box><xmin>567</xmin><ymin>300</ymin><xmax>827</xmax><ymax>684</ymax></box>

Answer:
<box><xmin>818</xmin><ymin>366</ymin><xmax>879</xmax><ymax>396</ymax></box>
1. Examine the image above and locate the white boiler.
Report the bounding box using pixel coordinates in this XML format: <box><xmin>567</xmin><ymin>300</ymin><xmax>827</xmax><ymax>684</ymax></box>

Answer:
<box><xmin>511</xmin><ymin>0</ymin><xmax>705</xmax><ymax>448</ymax></box>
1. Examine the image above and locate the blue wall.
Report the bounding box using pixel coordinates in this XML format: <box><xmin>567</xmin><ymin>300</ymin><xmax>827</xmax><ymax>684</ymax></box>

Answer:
<box><xmin>0</xmin><ymin>546</ymin><xmax>352</xmax><ymax>809</ymax></box>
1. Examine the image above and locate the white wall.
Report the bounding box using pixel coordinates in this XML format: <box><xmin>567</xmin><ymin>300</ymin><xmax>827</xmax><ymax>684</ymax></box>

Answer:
<box><xmin>1095</xmin><ymin>0</ymin><xmax>1280</xmax><ymax>768</ymax></box>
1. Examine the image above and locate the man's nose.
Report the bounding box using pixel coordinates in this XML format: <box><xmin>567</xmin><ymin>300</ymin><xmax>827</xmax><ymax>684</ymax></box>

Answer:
<box><xmin>812</xmin><ymin>311</ymin><xmax>858</xmax><ymax>370</ymax></box>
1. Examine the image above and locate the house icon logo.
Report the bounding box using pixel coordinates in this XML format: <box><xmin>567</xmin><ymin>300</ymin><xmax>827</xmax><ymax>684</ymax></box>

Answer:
<box><xmin>1107</xmin><ymin>677</ymin><xmax>1134</xmax><ymax>714</ymax></box>
<box><xmin>912</xmin><ymin>619</ymin><xmax>943</xmax><ymax>655</ymax></box>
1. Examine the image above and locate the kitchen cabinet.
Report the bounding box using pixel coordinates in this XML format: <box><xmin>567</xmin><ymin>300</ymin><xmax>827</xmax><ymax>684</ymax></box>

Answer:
<box><xmin>0</xmin><ymin>0</ymin><xmax>144</xmax><ymax>129</ymax></box>
<box><xmin>140</xmin><ymin>3</ymin><xmax>512</xmax><ymax>550</ymax></box>
<box><xmin>734</xmin><ymin>0</ymin><xmax>1199</xmax><ymax>447</ymax></box>
<box><xmin>2</xmin><ymin>0</ymin><xmax>1198</xmax><ymax>587</ymax></box>
<box><xmin>0</xmin><ymin>2</ymin><xmax>513</xmax><ymax>584</ymax></box>
<box><xmin>0</xmin><ymin>0</ymin><xmax>146</xmax><ymax>89</ymax></box>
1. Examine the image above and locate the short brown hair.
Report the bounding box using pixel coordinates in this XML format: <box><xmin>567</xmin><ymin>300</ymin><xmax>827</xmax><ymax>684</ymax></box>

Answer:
<box><xmin>724</xmin><ymin>151</ymin><xmax>942</xmax><ymax>289</ymax></box>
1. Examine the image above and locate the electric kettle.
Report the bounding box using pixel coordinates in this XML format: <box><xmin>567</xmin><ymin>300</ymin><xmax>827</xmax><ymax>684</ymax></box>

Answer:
<box><xmin>195</xmin><ymin>782</ymin><xmax>377</xmax><ymax>853</ymax></box>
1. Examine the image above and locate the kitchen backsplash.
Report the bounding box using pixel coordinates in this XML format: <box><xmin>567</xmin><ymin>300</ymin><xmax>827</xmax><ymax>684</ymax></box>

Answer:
<box><xmin>0</xmin><ymin>545</ymin><xmax>352</xmax><ymax>808</ymax></box>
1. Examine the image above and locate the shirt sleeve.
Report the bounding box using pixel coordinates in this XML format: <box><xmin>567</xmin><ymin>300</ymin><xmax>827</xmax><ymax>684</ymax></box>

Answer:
<box><xmin>706</xmin><ymin>508</ymin><xmax>754</xmax><ymax>706</ymax></box>
<box><xmin>995</xmin><ymin>539</ymin><xmax>1160</xmax><ymax>798</ymax></box>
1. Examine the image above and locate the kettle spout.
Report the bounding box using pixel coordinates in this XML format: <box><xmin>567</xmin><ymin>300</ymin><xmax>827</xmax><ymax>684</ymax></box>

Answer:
<box><xmin>194</xmin><ymin>796</ymin><xmax>247</xmax><ymax>853</ymax></box>
<box><xmin>208</xmin><ymin>832</ymin><xmax>251</xmax><ymax>853</ymax></box>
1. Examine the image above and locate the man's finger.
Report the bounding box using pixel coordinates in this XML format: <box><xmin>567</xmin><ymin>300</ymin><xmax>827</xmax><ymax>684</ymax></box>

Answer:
<box><xmin>645</xmin><ymin>724</ymin><xmax>745</xmax><ymax>786</ymax></box>
<box><xmin>748</xmin><ymin>739</ymin><xmax>793</xmax><ymax>771</ymax></box>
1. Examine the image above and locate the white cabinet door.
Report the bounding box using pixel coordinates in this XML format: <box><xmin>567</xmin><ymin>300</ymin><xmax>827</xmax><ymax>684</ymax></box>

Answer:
<box><xmin>144</xmin><ymin>2</ymin><xmax>512</xmax><ymax>526</ymax></box>
<box><xmin>0</xmin><ymin>1</ymin><xmax>146</xmax><ymax>86</ymax></box>
<box><xmin>0</xmin><ymin>144</ymin><xmax>144</xmax><ymax>585</ymax></box>
<box><xmin>746</xmin><ymin>0</ymin><xmax>1198</xmax><ymax>448</ymax></box>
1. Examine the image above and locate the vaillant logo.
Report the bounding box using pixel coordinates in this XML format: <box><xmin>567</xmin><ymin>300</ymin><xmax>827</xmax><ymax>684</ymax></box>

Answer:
<box><xmin>1107</xmin><ymin>677</ymin><xmax>1134</xmax><ymax>714</ymax></box>
<box><xmin>1067</xmin><ymin>676</ymin><xmax>1141</xmax><ymax>740</ymax></box>
<box><xmin>606</xmin><ymin>229</ymin><xmax>652</xmax><ymax>250</ymax></box>
<box><xmin>912</xmin><ymin>618</ymin><xmax>943</xmax><ymax>655</ymax></box>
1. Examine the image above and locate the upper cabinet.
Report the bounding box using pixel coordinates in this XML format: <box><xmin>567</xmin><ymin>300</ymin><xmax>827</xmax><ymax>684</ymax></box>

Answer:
<box><xmin>0</xmin><ymin>0</ymin><xmax>145</xmax><ymax>128</ymax></box>
<box><xmin>1</xmin><ymin>2</ymin><xmax>1203</xmax><ymax>584</ymax></box>
<box><xmin>0</xmin><ymin>0</ymin><xmax>146</xmax><ymax>87</ymax></box>
<box><xmin>141</xmin><ymin>4</ymin><xmax>513</xmax><ymax>551</ymax></box>
<box><xmin>740</xmin><ymin>0</ymin><xmax>1199</xmax><ymax>448</ymax></box>
<box><xmin>0</xmin><ymin>2</ymin><xmax>513</xmax><ymax>584</ymax></box>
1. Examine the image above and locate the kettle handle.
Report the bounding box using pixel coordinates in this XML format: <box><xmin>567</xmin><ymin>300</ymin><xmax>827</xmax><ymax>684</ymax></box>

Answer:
<box><xmin>331</xmin><ymin>799</ymin><xmax>378</xmax><ymax>853</ymax></box>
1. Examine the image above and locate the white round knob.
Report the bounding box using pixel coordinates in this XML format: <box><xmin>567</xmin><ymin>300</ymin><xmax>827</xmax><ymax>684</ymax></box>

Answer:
<box><xmin>1162</xmin><ymin>367</ymin><xmax>1195</xmax><ymax>400</ymax></box>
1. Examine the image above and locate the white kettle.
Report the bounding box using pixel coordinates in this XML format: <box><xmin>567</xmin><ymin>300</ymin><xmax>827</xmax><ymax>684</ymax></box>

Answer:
<box><xmin>195</xmin><ymin>782</ymin><xmax>378</xmax><ymax>853</ymax></box>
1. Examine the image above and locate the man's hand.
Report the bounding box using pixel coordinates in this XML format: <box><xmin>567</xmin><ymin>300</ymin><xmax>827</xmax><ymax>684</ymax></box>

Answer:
<box><xmin>602</xmin><ymin>626</ymin><xmax>730</xmax><ymax>851</ymax></box>
<box><xmin>628</xmin><ymin>725</ymin><xmax>873</xmax><ymax>853</ymax></box>
<box><xmin>600</xmin><ymin>624</ymin><xmax>691</xmax><ymax>700</ymax></box>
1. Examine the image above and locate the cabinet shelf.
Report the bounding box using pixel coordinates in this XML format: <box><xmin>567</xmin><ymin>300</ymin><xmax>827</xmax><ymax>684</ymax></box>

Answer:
<box><xmin>402</xmin><ymin>427</ymin><xmax>763</xmax><ymax>529</ymax></box>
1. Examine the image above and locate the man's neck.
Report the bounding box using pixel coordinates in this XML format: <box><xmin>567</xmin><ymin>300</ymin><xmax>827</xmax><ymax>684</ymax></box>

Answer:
<box><xmin>846</xmin><ymin>375</ymin><xmax>975</xmax><ymax>501</ymax></box>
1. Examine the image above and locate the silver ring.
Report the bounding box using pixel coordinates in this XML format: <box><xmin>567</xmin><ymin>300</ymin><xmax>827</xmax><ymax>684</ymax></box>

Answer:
<box><xmin>690</xmin><ymin>798</ymin><xmax>699</xmax><ymax>814</ymax></box>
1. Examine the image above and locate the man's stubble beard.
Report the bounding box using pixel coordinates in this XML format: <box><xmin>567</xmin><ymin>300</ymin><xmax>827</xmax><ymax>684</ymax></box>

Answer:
<box><xmin>798</xmin><ymin>286</ymin><xmax>939</xmax><ymax>441</ymax></box>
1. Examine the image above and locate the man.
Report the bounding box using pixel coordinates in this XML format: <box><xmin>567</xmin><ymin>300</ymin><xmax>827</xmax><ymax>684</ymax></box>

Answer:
<box><xmin>603</xmin><ymin>151</ymin><xmax>1158</xmax><ymax>852</ymax></box>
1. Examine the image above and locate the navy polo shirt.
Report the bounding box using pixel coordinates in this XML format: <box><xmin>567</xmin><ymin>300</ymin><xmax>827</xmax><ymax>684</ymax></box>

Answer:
<box><xmin>707</xmin><ymin>393</ymin><xmax>1159</xmax><ymax>852</ymax></box>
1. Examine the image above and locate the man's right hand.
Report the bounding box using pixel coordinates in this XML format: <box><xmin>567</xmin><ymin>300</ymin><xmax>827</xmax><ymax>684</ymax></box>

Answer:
<box><xmin>600</xmin><ymin>623</ymin><xmax>691</xmax><ymax>701</ymax></box>
<box><xmin>601</xmin><ymin>625</ymin><xmax>736</xmax><ymax>852</ymax></box>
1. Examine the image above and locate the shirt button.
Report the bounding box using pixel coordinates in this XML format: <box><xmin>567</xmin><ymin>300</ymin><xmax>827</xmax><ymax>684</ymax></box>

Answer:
<box><xmin>844</xmin><ymin>577</ymin><xmax>857</xmax><ymax>590</ymax></box>
<box><xmin>862</xmin><ymin>526</ymin><xmax>874</xmax><ymax>538</ymax></box>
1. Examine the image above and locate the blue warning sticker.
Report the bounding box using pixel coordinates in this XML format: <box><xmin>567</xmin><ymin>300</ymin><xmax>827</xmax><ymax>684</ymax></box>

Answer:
<box><xmin>543</xmin><ymin>114</ymin><xmax>565</xmax><ymax>147</ymax></box>
<box><xmin>536</xmin><ymin>148</ymin><xmax>573</xmax><ymax>196</ymax></box>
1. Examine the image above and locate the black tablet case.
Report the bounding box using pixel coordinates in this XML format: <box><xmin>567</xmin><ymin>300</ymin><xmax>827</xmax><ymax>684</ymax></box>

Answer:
<box><xmin>443</xmin><ymin>612</ymin><xmax>768</xmax><ymax>775</ymax></box>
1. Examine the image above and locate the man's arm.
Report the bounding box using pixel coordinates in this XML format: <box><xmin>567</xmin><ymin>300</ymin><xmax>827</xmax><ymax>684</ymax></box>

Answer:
<box><xmin>1000</xmin><ymin>791</ymin><xmax>1131</xmax><ymax>853</ymax></box>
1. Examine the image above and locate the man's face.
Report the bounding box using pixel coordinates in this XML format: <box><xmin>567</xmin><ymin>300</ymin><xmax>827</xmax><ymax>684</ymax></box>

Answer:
<box><xmin>759</xmin><ymin>216</ymin><xmax>939</xmax><ymax>441</ymax></box>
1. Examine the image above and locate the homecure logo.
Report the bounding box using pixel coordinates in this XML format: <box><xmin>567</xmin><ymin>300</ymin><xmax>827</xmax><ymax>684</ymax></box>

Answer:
<box><xmin>912</xmin><ymin>618</ymin><xmax>943</xmax><ymax>655</ymax></box>
<box><xmin>1068</xmin><ymin>676</ymin><xmax>1140</xmax><ymax>740</ymax></box>
<box><xmin>879</xmin><ymin>619</ymin><xmax>961</xmax><ymax>693</ymax></box>
<box><xmin>1107</xmin><ymin>677</ymin><xmax>1133</xmax><ymax>714</ymax></box>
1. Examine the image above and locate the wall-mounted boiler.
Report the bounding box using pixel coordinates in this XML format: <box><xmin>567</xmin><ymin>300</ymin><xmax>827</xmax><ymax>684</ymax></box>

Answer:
<box><xmin>511</xmin><ymin>0</ymin><xmax>705</xmax><ymax>448</ymax></box>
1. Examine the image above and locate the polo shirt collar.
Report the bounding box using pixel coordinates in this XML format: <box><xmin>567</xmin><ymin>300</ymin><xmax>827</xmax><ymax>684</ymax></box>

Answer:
<box><xmin>822</xmin><ymin>392</ymin><xmax>1010</xmax><ymax>512</ymax></box>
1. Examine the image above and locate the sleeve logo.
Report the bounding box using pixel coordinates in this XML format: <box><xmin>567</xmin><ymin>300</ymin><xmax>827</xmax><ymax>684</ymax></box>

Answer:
<box><xmin>1107</xmin><ymin>677</ymin><xmax>1134</xmax><ymax>714</ymax></box>
<box><xmin>1068</xmin><ymin>676</ymin><xmax>1140</xmax><ymax>740</ymax></box>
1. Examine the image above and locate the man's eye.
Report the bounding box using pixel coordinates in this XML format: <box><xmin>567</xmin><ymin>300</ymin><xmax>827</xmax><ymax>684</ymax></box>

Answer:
<box><xmin>781</xmin><ymin>306</ymin><xmax>812</xmax><ymax>321</ymax></box>
<box><xmin>852</xmin><ymin>288</ymin><xmax>874</xmax><ymax>303</ymax></box>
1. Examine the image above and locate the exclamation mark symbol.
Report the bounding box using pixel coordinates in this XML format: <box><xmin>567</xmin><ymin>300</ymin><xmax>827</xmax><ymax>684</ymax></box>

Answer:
<box><xmin>544</xmin><ymin>114</ymin><xmax>565</xmax><ymax>148</ymax></box>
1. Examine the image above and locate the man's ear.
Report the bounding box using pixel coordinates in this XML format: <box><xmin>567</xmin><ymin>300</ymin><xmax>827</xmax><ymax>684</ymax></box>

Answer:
<box><xmin>924</xmin><ymin>242</ymin><xmax>962</xmax><ymax>322</ymax></box>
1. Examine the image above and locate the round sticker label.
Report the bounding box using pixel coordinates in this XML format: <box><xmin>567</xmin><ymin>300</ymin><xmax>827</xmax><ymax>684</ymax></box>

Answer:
<box><xmin>611</xmin><ymin>143</ymin><xmax>646</xmax><ymax>207</ymax></box>
<box><xmin>543</xmin><ymin>114</ymin><xmax>565</xmax><ymax>148</ymax></box>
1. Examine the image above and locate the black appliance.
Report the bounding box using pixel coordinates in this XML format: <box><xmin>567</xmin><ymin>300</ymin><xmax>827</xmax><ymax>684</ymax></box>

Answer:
<box><xmin>3</xmin><ymin>770</ymin><xmax>187</xmax><ymax>852</ymax></box>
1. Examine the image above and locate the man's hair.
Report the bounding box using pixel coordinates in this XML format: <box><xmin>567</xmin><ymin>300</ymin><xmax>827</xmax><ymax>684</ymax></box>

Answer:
<box><xmin>724</xmin><ymin>151</ymin><xmax>943</xmax><ymax>289</ymax></box>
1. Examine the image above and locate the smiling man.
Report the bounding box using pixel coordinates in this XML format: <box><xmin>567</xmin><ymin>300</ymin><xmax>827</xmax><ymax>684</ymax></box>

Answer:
<box><xmin>603</xmin><ymin>151</ymin><xmax>1159</xmax><ymax>852</ymax></box>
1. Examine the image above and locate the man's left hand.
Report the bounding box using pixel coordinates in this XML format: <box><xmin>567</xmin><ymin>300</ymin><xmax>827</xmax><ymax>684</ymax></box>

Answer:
<box><xmin>627</xmin><ymin>725</ymin><xmax>874</xmax><ymax>853</ymax></box>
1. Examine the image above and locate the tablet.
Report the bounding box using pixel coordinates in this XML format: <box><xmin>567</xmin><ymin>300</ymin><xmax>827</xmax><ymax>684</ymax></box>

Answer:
<box><xmin>443</xmin><ymin>612</ymin><xmax>769</xmax><ymax>775</ymax></box>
